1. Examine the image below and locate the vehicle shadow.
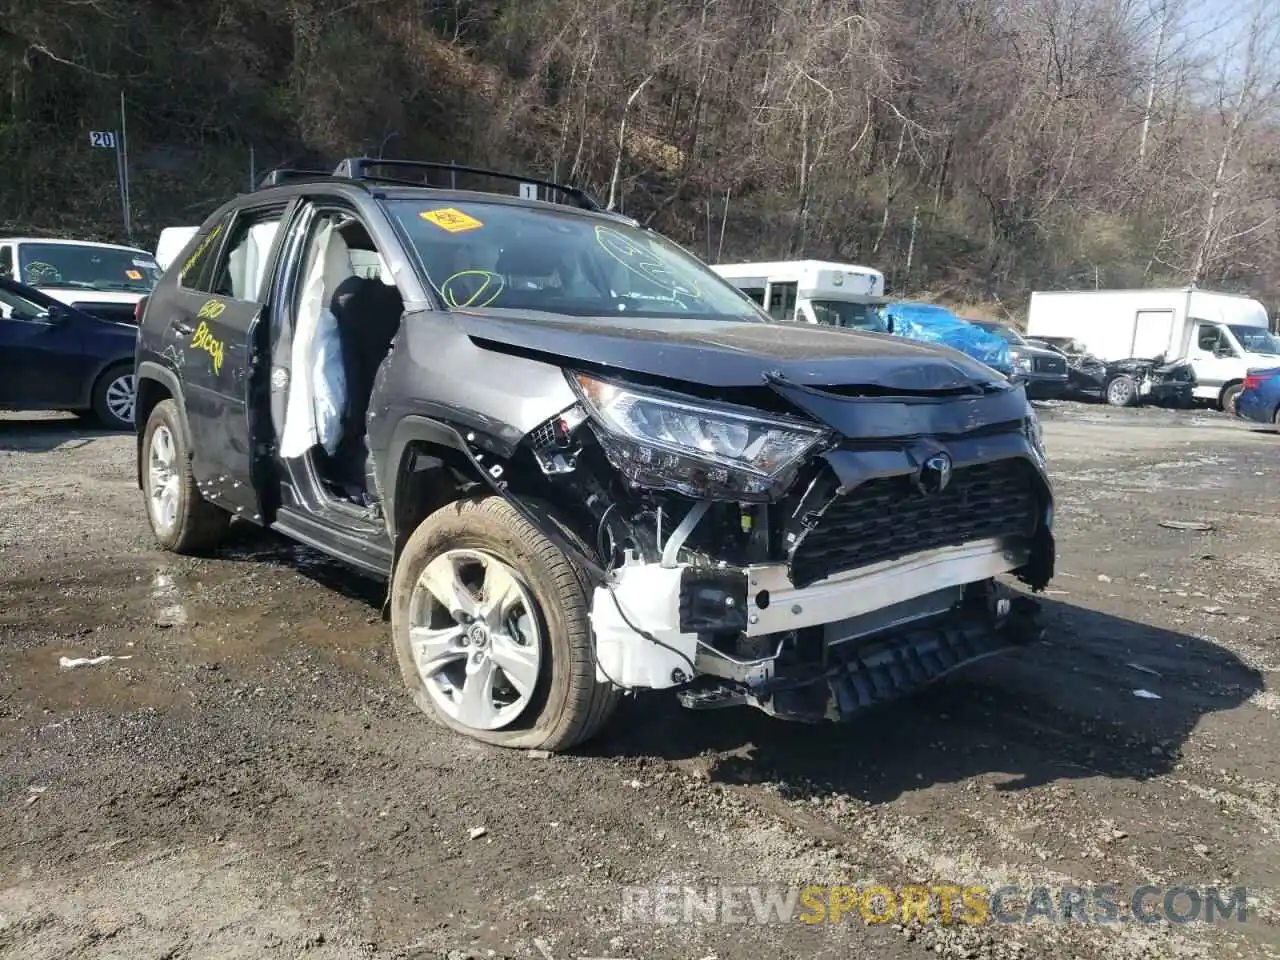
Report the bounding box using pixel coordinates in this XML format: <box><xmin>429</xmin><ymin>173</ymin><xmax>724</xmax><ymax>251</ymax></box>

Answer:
<box><xmin>0</xmin><ymin>414</ymin><xmax>120</xmax><ymax>452</ymax></box>
<box><xmin>585</xmin><ymin>597</ymin><xmax>1263</xmax><ymax>804</ymax></box>
<box><xmin>213</xmin><ymin>522</ymin><xmax>388</xmax><ymax>609</ymax></box>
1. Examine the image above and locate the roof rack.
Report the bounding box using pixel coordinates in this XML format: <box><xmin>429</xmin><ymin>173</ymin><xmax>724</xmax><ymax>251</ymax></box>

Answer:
<box><xmin>330</xmin><ymin>157</ymin><xmax>601</xmax><ymax>211</ymax></box>
<box><xmin>257</xmin><ymin>168</ymin><xmax>331</xmax><ymax>189</ymax></box>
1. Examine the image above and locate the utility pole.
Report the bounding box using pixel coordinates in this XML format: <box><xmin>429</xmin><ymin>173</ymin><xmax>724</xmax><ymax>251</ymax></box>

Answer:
<box><xmin>119</xmin><ymin>91</ymin><xmax>133</xmax><ymax>244</ymax></box>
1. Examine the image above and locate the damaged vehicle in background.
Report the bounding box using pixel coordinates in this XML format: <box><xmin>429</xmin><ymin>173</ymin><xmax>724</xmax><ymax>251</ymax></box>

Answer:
<box><xmin>133</xmin><ymin>159</ymin><xmax>1055</xmax><ymax>751</ymax></box>
<box><xmin>1026</xmin><ymin>336</ymin><xmax>1194</xmax><ymax>408</ymax></box>
<box><xmin>969</xmin><ymin>320</ymin><xmax>1069</xmax><ymax>399</ymax></box>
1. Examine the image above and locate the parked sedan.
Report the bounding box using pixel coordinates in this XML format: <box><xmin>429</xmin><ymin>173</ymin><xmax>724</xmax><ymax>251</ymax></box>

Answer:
<box><xmin>0</xmin><ymin>277</ymin><xmax>138</xmax><ymax>429</ymax></box>
<box><xmin>1235</xmin><ymin>367</ymin><xmax>1280</xmax><ymax>427</ymax></box>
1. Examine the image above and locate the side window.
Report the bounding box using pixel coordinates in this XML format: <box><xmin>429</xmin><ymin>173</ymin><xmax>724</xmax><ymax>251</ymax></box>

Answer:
<box><xmin>0</xmin><ymin>245</ymin><xmax>12</xmax><ymax>278</ymax></box>
<box><xmin>767</xmin><ymin>281</ymin><xmax>798</xmax><ymax>321</ymax></box>
<box><xmin>0</xmin><ymin>286</ymin><xmax>54</xmax><ymax>322</ymax></box>
<box><xmin>210</xmin><ymin>211</ymin><xmax>285</xmax><ymax>303</ymax></box>
<box><xmin>1196</xmin><ymin>324</ymin><xmax>1220</xmax><ymax>352</ymax></box>
<box><xmin>178</xmin><ymin>215</ymin><xmax>233</xmax><ymax>293</ymax></box>
<box><xmin>741</xmin><ymin>286</ymin><xmax>765</xmax><ymax>307</ymax></box>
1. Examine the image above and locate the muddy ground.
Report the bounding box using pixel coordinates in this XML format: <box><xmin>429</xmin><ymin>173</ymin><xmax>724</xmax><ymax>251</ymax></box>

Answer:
<box><xmin>2</xmin><ymin>401</ymin><xmax>1280</xmax><ymax>960</ymax></box>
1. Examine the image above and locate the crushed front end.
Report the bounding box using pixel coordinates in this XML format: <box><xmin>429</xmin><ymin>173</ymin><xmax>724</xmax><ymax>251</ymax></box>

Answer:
<box><xmin>523</xmin><ymin>368</ymin><xmax>1055</xmax><ymax>724</ymax></box>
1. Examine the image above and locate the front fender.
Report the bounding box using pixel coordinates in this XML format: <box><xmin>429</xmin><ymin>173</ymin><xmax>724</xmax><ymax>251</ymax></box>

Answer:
<box><xmin>381</xmin><ymin>413</ymin><xmax>608</xmax><ymax>585</ymax></box>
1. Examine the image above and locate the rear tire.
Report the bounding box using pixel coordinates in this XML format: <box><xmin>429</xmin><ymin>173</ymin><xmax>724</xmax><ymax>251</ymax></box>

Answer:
<box><xmin>390</xmin><ymin>496</ymin><xmax>620</xmax><ymax>751</ymax></box>
<box><xmin>1105</xmin><ymin>375</ymin><xmax>1138</xmax><ymax>407</ymax></box>
<box><xmin>91</xmin><ymin>362</ymin><xmax>137</xmax><ymax>430</ymax></box>
<box><xmin>141</xmin><ymin>399</ymin><xmax>231</xmax><ymax>553</ymax></box>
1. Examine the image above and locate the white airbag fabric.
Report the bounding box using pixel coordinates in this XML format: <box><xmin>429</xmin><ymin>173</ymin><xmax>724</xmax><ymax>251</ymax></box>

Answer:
<box><xmin>280</xmin><ymin>224</ymin><xmax>350</xmax><ymax>458</ymax></box>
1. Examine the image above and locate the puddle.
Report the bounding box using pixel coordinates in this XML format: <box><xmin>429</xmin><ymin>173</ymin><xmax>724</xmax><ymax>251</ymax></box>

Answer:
<box><xmin>150</xmin><ymin>572</ymin><xmax>189</xmax><ymax>628</ymax></box>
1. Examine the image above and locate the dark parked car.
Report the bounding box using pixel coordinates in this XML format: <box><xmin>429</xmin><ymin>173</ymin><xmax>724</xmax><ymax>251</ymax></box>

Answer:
<box><xmin>1026</xmin><ymin>336</ymin><xmax>1194</xmax><ymax>407</ymax></box>
<box><xmin>0</xmin><ymin>276</ymin><xmax>138</xmax><ymax>428</ymax></box>
<box><xmin>1235</xmin><ymin>367</ymin><xmax>1280</xmax><ymax>426</ymax></box>
<box><xmin>133</xmin><ymin>158</ymin><xmax>1054</xmax><ymax>751</ymax></box>
<box><xmin>970</xmin><ymin>321</ymin><xmax>1069</xmax><ymax>399</ymax></box>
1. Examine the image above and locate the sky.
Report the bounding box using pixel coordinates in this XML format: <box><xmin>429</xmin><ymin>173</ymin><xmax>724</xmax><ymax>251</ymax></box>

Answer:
<box><xmin>1176</xmin><ymin>0</ymin><xmax>1269</xmax><ymax>76</ymax></box>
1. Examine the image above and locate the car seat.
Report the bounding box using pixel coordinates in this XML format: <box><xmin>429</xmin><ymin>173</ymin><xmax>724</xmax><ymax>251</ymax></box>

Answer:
<box><xmin>325</xmin><ymin>240</ymin><xmax>405</xmax><ymax>503</ymax></box>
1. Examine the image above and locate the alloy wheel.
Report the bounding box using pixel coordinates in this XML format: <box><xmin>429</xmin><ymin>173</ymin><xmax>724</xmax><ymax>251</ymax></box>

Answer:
<box><xmin>147</xmin><ymin>424</ymin><xmax>180</xmax><ymax>535</ymax></box>
<box><xmin>408</xmin><ymin>549</ymin><xmax>542</xmax><ymax>731</ymax></box>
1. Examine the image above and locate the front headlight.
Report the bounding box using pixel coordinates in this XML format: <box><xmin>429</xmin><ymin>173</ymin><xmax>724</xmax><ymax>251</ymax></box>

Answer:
<box><xmin>1014</xmin><ymin>355</ymin><xmax>1034</xmax><ymax>375</ymax></box>
<box><xmin>568</xmin><ymin>371</ymin><xmax>827</xmax><ymax>499</ymax></box>
<box><xmin>1025</xmin><ymin>404</ymin><xmax>1046</xmax><ymax>465</ymax></box>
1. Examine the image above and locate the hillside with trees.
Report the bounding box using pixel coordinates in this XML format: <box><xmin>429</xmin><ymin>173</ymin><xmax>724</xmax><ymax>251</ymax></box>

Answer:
<box><xmin>2</xmin><ymin>0</ymin><xmax>1278</xmax><ymax>316</ymax></box>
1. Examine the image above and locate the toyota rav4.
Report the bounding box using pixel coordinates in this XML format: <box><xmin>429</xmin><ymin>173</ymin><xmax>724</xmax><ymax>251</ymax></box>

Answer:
<box><xmin>134</xmin><ymin>158</ymin><xmax>1054</xmax><ymax>751</ymax></box>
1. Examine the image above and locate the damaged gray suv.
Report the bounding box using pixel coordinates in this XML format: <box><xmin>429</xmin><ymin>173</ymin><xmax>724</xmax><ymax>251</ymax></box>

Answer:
<box><xmin>134</xmin><ymin>158</ymin><xmax>1055</xmax><ymax>750</ymax></box>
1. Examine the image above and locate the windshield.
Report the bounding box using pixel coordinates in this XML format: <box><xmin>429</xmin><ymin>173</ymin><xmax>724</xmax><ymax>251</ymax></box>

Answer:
<box><xmin>1228</xmin><ymin>325</ymin><xmax>1280</xmax><ymax>355</ymax></box>
<box><xmin>386</xmin><ymin>200</ymin><xmax>768</xmax><ymax>321</ymax></box>
<box><xmin>17</xmin><ymin>243</ymin><xmax>160</xmax><ymax>293</ymax></box>
<box><xmin>975</xmin><ymin>322</ymin><xmax>1024</xmax><ymax>345</ymax></box>
<box><xmin>0</xmin><ymin>284</ymin><xmax>53</xmax><ymax>321</ymax></box>
<box><xmin>809</xmin><ymin>299</ymin><xmax>888</xmax><ymax>332</ymax></box>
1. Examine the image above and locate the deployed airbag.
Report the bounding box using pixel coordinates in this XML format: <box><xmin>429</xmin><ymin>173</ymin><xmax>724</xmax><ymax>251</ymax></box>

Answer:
<box><xmin>280</xmin><ymin>223</ymin><xmax>350</xmax><ymax>458</ymax></box>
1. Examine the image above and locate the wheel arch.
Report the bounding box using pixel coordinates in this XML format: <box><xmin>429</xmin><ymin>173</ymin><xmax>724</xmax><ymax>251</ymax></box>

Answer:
<box><xmin>85</xmin><ymin>355</ymin><xmax>135</xmax><ymax>410</ymax></box>
<box><xmin>1219</xmin><ymin>378</ymin><xmax>1245</xmax><ymax>411</ymax></box>
<box><xmin>134</xmin><ymin>361</ymin><xmax>188</xmax><ymax>490</ymax></box>
<box><xmin>383</xmin><ymin>415</ymin><xmax>607</xmax><ymax>585</ymax></box>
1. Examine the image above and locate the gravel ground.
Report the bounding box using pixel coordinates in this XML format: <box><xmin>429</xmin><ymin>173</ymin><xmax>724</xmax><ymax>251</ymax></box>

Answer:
<box><xmin>2</xmin><ymin>402</ymin><xmax>1280</xmax><ymax>959</ymax></box>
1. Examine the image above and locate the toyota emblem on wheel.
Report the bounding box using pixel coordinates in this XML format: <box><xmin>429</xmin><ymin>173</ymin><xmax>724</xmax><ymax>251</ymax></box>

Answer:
<box><xmin>918</xmin><ymin>452</ymin><xmax>953</xmax><ymax>495</ymax></box>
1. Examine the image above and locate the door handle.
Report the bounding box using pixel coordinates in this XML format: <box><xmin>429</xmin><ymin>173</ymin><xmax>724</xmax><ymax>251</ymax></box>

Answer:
<box><xmin>174</xmin><ymin>321</ymin><xmax>194</xmax><ymax>335</ymax></box>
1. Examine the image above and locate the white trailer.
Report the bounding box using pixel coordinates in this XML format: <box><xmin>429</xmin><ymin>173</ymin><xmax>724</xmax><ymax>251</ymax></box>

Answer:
<box><xmin>1025</xmin><ymin>287</ymin><xmax>1279</xmax><ymax>410</ymax></box>
<box><xmin>712</xmin><ymin>259</ymin><xmax>886</xmax><ymax>330</ymax></box>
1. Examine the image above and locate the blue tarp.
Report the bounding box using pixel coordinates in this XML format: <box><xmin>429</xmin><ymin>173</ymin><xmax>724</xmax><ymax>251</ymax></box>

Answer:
<box><xmin>881</xmin><ymin>302</ymin><xmax>1013</xmax><ymax>375</ymax></box>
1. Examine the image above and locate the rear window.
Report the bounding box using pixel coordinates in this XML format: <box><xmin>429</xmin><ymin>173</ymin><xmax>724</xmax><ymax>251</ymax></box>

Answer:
<box><xmin>384</xmin><ymin>200</ymin><xmax>766</xmax><ymax>322</ymax></box>
<box><xmin>18</xmin><ymin>242</ymin><xmax>160</xmax><ymax>293</ymax></box>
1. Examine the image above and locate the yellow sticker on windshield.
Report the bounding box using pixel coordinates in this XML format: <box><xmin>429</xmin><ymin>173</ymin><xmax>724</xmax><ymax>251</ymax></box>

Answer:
<box><xmin>126</xmin><ymin>269</ymin><xmax>143</xmax><ymax>280</ymax></box>
<box><xmin>420</xmin><ymin>207</ymin><xmax>484</xmax><ymax>233</ymax></box>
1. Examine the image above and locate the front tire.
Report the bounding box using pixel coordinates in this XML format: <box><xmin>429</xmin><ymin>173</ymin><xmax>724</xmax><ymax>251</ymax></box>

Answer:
<box><xmin>1105</xmin><ymin>375</ymin><xmax>1138</xmax><ymax>407</ymax></box>
<box><xmin>1221</xmin><ymin>382</ymin><xmax>1243</xmax><ymax>415</ymax></box>
<box><xmin>91</xmin><ymin>363</ymin><xmax>137</xmax><ymax>430</ymax></box>
<box><xmin>390</xmin><ymin>496</ymin><xmax>619</xmax><ymax>751</ymax></box>
<box><xmin>141</xmin><ymin>400</ymin><xmax>231</xmax><ymax>553</ymax></box>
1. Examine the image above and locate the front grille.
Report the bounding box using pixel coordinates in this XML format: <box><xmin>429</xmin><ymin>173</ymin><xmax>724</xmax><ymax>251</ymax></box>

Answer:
<box><xmin>790</xmin><ymin>458</ymin><xmax>1039</xmax><ymax>586</ymax></box>
<box><xmin>1032</xmin><ymin>354</ymin><xmax>1066</xmax><ymax>374</ymax></box>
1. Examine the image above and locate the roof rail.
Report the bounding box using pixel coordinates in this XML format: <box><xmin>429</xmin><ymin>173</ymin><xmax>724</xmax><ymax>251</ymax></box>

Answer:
<box><xmin>331</xmin><ymin>157</ymin><xmax>601</xmax><ymax>211</ymax></box>
<box><xmin>256</xmin><ymin>168</ymin><xmax>331</xmax><ymax>190</ymax></box>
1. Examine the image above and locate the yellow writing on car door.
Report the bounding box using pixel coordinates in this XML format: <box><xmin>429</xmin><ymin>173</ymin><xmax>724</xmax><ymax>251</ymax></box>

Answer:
<box><xmin>191</xmin><ymin>299</ymin><xmax>226</xmax><ymax>373</ymax></box>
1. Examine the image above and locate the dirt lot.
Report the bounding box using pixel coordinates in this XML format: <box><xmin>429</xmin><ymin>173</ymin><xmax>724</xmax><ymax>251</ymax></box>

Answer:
<box><xmin>2</xmin><ymin>402</ymin><xmax>1279</xmax><ymax>960</ymax></box>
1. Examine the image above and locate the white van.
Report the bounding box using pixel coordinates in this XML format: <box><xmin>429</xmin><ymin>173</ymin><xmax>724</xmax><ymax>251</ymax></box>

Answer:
<box><xmin>712</xmin><ymin>260</ymin><xmax>887</xmax><ymax>329</ymax></box>
<box><xmin>0</xmin><ymin>237</ymin><xmax>160</xmax><ymax>317</ymax></box>
<box><xmin>154</xmin><ymin>226</ymin><xmax>199</xmax><ymax>273</ymax></box>
<box><xmin>1026</xmin><ymin>287</ymin><xmax>1279</xmax><ymax>410</ymax></box>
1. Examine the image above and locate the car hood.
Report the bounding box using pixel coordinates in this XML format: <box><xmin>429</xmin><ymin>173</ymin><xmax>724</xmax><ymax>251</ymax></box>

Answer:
<box><xmin>38</xmin><ymin>287</ymin><xmax>146</xmax><ymax>306</ymax></box>
<box><xmin>452</xmin><ymin>310</ymin><xmax>1008</xmax><ymax>392</ymax></box>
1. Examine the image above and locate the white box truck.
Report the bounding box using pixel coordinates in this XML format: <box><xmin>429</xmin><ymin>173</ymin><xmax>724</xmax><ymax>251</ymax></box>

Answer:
<box><xmin>711</xmin><ymin>260</ymin><xmax>887</xmax><ymax>329</ymax></box>
<box><xmin>1025</xmin><ymin>287</ymin><xmax>1280</xmax><ymax>411</ymax></box>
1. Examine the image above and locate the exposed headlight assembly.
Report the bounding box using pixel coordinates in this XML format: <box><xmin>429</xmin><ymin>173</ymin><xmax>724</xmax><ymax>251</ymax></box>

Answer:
<box><xmin>568</xmin><ymin>371</ymin><xmax>827</xmax><ymax>500</ymax></box>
